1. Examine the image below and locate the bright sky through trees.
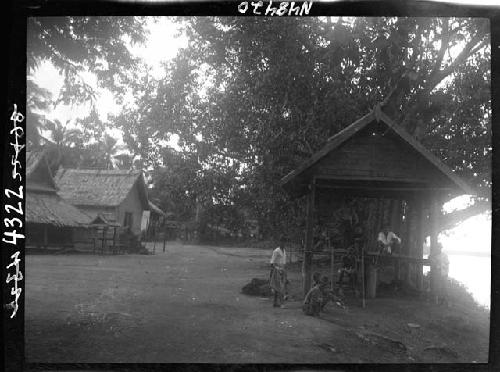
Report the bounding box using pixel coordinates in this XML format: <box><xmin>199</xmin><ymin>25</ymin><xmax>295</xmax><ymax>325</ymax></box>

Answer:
<box><xmin>32</xmin><ymin>17</ymin><xmax>188</xmax><ymax>149</ymax></box>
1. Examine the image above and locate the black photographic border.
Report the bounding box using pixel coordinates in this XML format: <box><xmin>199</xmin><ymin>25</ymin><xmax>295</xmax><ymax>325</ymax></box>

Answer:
<box><xmin>3</xmin><ymin>1</ymin><xmax>500</xmax><ymax>371</ymax></box>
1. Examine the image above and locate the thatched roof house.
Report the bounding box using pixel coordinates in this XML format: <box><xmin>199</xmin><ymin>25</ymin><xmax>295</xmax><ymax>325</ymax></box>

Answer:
<box><xmin>26</xmin><ymin>151</ymin><xmax>91</xmax><ymax>248</ymax></box>
<box><xmin>27</xmin><ymin>151</ymin><xmax>91</xmax><ymax>227</ymax></box>
<box><xmin>54</xmin><ymin>168</ymin><xmax>150</xmax><ymax>236</ymax></box>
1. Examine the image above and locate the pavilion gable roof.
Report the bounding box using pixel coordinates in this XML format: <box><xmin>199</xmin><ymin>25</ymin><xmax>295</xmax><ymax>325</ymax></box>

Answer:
<box><xmin>280</xmin><ymin>106</ymin><xmax>474</xmax><ymax>196</ymax></box>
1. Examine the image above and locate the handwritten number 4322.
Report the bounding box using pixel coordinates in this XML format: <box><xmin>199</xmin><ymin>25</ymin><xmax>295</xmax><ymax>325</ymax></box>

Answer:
<box><xmin>3</xmin><ymin>186</ymin><xmax>24</xmax><ymax>245</ymax></box>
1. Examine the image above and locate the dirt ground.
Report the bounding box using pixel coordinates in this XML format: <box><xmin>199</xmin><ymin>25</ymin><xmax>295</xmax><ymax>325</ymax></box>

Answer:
<box><xmin>25</xmin><ymin>242</ymin><xmax>489</xmax><ymax>363</ymax></box>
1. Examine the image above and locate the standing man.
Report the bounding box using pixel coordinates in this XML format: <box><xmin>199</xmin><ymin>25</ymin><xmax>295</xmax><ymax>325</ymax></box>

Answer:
<box><xmin>377</xmin><ymin>225</ymin><xmax>401</xmax><ymax>255</ymax></box>
<box><xmin>269</xmin><ymin>235</ymin><xmax>287</xmax><ymax>308</ymax></box>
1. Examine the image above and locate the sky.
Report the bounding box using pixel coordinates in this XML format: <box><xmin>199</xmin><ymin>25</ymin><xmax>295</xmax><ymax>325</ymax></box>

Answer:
<box><xmin>30</xmin><ymin>16</ymin><xmax>492</xmax><ymax>306</ymax></box>
<box><xmin>32</xmin><ymin>17</ymin><xmax>188</xmax><ymax>148</ymax></box>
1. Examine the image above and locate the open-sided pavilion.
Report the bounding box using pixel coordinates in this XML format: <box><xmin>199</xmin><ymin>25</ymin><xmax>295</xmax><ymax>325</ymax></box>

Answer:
<box><xmin>281</xmin><ymin>105</ymin><xmax>474</xmax><ymax>300</ymax></box>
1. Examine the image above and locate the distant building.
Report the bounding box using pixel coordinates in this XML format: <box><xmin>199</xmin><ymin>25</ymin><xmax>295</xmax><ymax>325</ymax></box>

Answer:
<box><xmin>26</xmin><ymin>151</ymin><xmax>91</xmax><ymax>249</ymax></box>
<box><xmin>54</xmin><ymin>168</ymin><xmax>150</xmax><ymax>237</ymax></box>
<box><xmin>144</xmin><ymin>201</ymin><xmax>179</xmax><ymax>241</ymax></box>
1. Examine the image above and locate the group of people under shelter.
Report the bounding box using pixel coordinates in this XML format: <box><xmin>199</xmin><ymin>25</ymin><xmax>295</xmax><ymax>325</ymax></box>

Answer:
<box><xmin>268</xmin><ymin>224</ymin><xmax>450</xmax><ymax>315</ymax></box>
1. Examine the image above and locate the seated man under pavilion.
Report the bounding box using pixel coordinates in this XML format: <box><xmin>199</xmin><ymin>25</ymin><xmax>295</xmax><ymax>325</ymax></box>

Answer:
<box><xmin>377</xmin><ymin>225</ymin><xmax>401</xmax><ymax>255</ymax></box>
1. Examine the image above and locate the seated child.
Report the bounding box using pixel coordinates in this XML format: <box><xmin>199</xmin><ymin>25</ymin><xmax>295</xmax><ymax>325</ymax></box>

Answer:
<box><xmin>303</xmin><ymin>283</ymin><xmax>323</xmax><ymax>316</ymax></box>
<box><xmin>305</xmin><ymin>275</ymin><xmax>343</xmax><ymax>313</ymax></box>
<box><xmin>303</xmin><ymin>272</ymin><xmax>323</xmax><ymax>316</ymax></box>
<box><xmin>318</xmin><ymin>276</ymin><xmax>348</xmax><ymax>311</ymax></box>
<box><xmin>304</xmin><ymin>276</ymin><xmax>347</xmax><ymax>315</ymax></box>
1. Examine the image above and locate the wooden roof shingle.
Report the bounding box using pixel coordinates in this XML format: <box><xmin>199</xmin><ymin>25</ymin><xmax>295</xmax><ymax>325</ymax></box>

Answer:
<box><xmin>54</xmin><ymin>168</ymin><xmax>149</xmax><ymax>209</ymax></box>
<box><xmin>26</xmin><ymin>150</ymin><xmax>58</xmax><ymax>191</ymax></box>
<box><xmin>26</xmin><ymin>151</ymin><xmax>92</xmax><ymax>227</ymax></box>
<box><xmin>26</xmin><ymin>192</ymin><xmax>92</xmax><ymax>227</ymax></box>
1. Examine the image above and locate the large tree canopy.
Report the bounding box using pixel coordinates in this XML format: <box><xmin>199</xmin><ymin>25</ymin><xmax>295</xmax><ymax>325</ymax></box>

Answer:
<box><xmin>27</xmin><ymin>16</ymin><xmax>491</xmax><ymax>242</ymax></box>
<box><xmin>27</xmin><ymin>16</ymin><xmax>147</xmax><ymax>103</ymax></box>
<box><xmin>27</xmin><ymin>16</ymin><xmax>149</xmax><ymax>148</ymax></box>
<box><xmin>138</xmin><ymin>17</ymin><xmax>490</xmax><ymax>240</ymax></box>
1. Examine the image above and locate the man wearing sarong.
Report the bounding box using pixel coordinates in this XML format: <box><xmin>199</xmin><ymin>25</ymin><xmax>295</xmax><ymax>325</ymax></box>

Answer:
<box><xmin>269</xmin><ymin>236</ymin><xmax>287</xmax><ymax>308</ymax></box>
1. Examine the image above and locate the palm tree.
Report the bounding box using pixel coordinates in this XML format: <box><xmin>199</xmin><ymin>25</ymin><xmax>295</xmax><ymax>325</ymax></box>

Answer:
<box><xmin>100</xmin><ymin>133</ymin><xmax>123</xmax><ymax>170</ymax></box>
<box><xmin>42</xmin><ymin>118</ymin><xmax>83</xmax><ymax>173</ymax></box>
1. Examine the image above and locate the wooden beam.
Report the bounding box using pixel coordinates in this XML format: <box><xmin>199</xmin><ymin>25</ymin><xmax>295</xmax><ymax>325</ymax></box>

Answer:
<box><xmin>43</xmin><ymin>225</ymin><xmax>48</xmax><ymax>248</ymax></box>
<box><xmin>313</xmin><ymin>184</ymin><xmax>450</xmax><ymax>201</ymax></box>
<box><xmin>364</xmin><ymin>252</ymin><xmax>431</xmax><ymax>265</ymax></box>
<box><xmin>303</xmin><ymin>181</ymin><xmax>316</xmax><ymax>297</ymax></box>
<box><xmin>315</xmin><ymin>184</ymin><xmax>453</xmax><ymax>192</ymax></box>
<box><xmin>314</xmin><ymin>174</ymin><xmax>446</xmax><ymax>185</ymax></box>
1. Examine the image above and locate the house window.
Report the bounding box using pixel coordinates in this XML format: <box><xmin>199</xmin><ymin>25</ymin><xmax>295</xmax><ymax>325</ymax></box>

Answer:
<box><xmin>124</xmin><ymin>212</ymin><xmax>133</xmax><ymax>229</ymax></box>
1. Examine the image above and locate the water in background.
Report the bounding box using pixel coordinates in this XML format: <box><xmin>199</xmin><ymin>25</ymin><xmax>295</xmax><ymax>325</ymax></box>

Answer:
<box><xmin>448</xmin><ymin>254</ymin><xmax>490</xmax><ymax>307</ymax></box>
<box><xmin>422</xmin><ymin>253</ymin><xmax>490</xmax><ymax>308</ymax></box>
<box><xmin>431</xmin><ymin>213</ymin><xmax>491</xmax><ymax>308</ymax></box>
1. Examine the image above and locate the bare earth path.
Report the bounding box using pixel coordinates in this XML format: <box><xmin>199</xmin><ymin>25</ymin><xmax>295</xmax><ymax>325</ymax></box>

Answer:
<box><xmin>25</xmin><ymin>242</ymin><xmax>489</xmax><ymax>363</ymax></box>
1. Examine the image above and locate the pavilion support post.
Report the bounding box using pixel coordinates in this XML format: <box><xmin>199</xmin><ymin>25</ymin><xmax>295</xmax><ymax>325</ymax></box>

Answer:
<box><xmin>429</xmin><ymin>195</ymin><xmax>441</xmax><ymax>303</ymax></box>
<box><xmin>43</xmin><ymin>225</ymin><xmax>49</xmax><ymax>249</ymax></box>
<box><xmin>163</xmin><ymin>227</ymin><xmax>167</xmax><ymax>253</ymax></box>
<box><xmin>112</xmin><ymin>227</ymin><xmax>118</xmax><ymax>254</ymax></box>
<box><xmin>404</xmin><ymin>201</ymin><xmax>412</xmax><ymax>255</ymax></box>
<box><xmin>101</xmin><ymin>227</ymin><xmax>107</xmax><ymax>255</ymax></box>
<box><xmin>330</xmin><ymin>238</ymin><xmax>335</xmax><ymax>292</ymax></box>
<box><xmin>394</xmin><ymin>253</ymin><xmax>401</xmax><ymax>280</ymax></box>
<box><xmin>415</xmin><ymin>196</ymin><xmax>425</xmax><ymax>291</ymax></box>
<box><xmin>394</xmin><ymin>200</ymin><xmax>407</xmax><ymax>281</ymax></box>
<box><xmin>404</xmin><ymin>198</ymin><xmax>414</xmax><ymax>286</ymax></box>
<box><xmin>303</xmin><ymin>182</ymin><xmax>316</xmax><ymax>297</ymax></box>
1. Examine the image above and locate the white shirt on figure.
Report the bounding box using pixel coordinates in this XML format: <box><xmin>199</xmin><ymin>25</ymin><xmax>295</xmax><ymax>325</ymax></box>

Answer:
<box><xmin>377</xmin><ymin>231</ymin><xmax>401</xmax><ymax>245</ymax></box>
<box><xmin>270</xmin><ymin>247</ymin><xmax>286</xmax><ymax>268</ymax></box>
